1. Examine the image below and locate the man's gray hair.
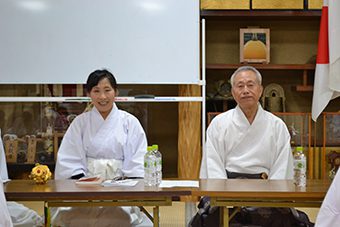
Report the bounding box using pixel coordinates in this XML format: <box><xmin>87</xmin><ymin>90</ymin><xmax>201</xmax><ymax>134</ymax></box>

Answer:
<box><xmin>230</xmin><ymin>66</ymin><xmax>262</xmax><ymax>87</ymax></box>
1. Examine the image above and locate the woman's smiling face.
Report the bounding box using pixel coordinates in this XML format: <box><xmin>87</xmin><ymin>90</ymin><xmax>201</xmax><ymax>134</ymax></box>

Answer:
<box><xmin>88</xmin><ymin>78</ymin><xmax>116</xmax><ymax>119</ymax></box>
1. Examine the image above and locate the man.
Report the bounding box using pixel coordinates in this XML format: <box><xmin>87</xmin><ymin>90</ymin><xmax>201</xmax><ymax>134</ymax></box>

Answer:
<box><xmin>200</xmin><ymin>66</ymin><xmax>294</xmax><ymax>179</ymax></box>
<box><xmin>192</xmin><ymin>66</ymin><xmax>312</xmax><ymax>227</ymax></box>
<box><xmin>315</xmin><ymin>170</ymin><xmax>340</xmax><ymax>227</ymax></box>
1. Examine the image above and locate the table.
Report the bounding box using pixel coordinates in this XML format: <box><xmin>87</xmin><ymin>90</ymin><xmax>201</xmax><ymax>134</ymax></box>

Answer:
<box><xmin>191</xmin><ymin>179</ymin><xmax>331</xmax><ymax>227</ymax></box>
<box><xmin>4</xmin><ymin>179</ymin><xmax>331</xmax><ymax>227</ymax></box>
<box><xmin>4</xmin><ymin>180</ymin><xmax>192</xmax><ymax>227</ymax></box>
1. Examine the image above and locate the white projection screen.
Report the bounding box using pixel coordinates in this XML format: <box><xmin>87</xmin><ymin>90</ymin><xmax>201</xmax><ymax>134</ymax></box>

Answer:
<box><xmin>0</xmin><ymin>0</ymin><xmax>200</xmax><ymax>84</ymax></box>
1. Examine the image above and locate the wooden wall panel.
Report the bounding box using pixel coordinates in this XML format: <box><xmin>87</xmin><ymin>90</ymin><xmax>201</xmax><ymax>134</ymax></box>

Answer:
<box><xmin>308</xmin><ymin>0</ymin><xmax>322</xmax><ymax>9</ymax></box>
<box><xmin>178</xmin><ymin>85</ymin><xmax>201</xmax><ymax>179</ymax></box>
<box><xmin>201</xmin><ymin>0</ymin><xmax>250</xmax><ymax>10</ymax></box>
<box><xmin>252</xmin><ymin>0</ymin><xmax>304</xmax><ymax>9</ymax></box>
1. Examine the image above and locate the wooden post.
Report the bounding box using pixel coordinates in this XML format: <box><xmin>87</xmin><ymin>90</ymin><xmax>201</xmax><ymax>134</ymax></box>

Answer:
<box><xmin>308</xmin><ymin>114</ymin><xmax>313</xmax><ymax>179</ymax></box>
<box><xmin>178</xmin><ymin>85</ymin><xmax>201</xmax><ymax>179</ymax></box>
<box><xmin>322</xmin><ymin>114</ymin><xmax>327</xmax><ymax>179</ymax></box>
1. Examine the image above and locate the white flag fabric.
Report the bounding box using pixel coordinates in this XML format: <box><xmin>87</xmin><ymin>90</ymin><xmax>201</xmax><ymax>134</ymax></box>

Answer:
<box><xmin>311</xmin><ymin>0</ymin><xmax>340</xmax><ymax>121</ymax></box>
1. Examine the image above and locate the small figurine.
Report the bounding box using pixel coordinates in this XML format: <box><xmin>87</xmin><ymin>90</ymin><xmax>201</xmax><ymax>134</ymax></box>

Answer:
<box><xmin>44</xmin><ymin>124</ymin><xmax>54</xmax><ymax>155</ymax></box>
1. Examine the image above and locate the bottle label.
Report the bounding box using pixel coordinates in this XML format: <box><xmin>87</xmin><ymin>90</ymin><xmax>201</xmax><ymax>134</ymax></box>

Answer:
<box><xmin>293</xmin><ymin>157</ymin><xmax>306</xmax><ymax>187</ymax></box>
<box><xmin>144</xmin><ymin>152</ymin><xmax>157</xmax><ymax>186</ymax></box>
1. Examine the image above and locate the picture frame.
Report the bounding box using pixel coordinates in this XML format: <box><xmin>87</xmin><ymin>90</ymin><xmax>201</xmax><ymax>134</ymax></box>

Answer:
<box><xmin>240</xmin><ymin>28</ymin><xmax>270</xmax><ymax>63</ymax></box>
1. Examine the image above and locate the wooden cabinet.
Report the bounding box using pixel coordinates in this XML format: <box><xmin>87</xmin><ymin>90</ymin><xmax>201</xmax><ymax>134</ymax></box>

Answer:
<box><xmin>202</xmin><ymin>3</ymin><xmax>340</xmax><ymax>180</ymax></box>
<box><xmin>200</xmin><ymin>4</ymin><xmax>340</xmax><ymax>180</ymax></box>
<box><xmin>202</xmin><ymin>8</ymin><xmax>321</xmax><ymax>114</ymax></box>
<box><xmin>201</xmin><ymin>0</ymin><xmax>322</xmax><ymax>10</ymax></box>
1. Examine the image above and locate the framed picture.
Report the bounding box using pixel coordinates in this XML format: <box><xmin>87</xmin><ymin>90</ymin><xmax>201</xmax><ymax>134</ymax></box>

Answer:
<box><xmin>240</xmin><ymin>28</ymin><xmax>270</xmax><ymax>63</ymax></box>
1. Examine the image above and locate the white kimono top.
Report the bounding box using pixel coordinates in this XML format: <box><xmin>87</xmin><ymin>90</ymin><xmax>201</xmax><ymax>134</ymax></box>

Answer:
<box><xmin>315</xmin><ymin>170</ymin><xmax>340</xmax><ymax>227</ymax></box>
<box><xmin>0</xmin><ymin>179</ymin><xmax>13</xmax><ymax>227</ymax></box>
<box><xmin>55</xmin><ymin>104</ymin><xmax>147</xmax><ymax>179</ymax></box>
<box><xmin>0</xmin><ymin>131</ymin><xmax>12</xmax><ymax>226</ymax></box>
<box><xmin>0</xmin><ymin>129</ymin><xmax>10</xmax><ymax>181</ymax></box>
<box><xmin>200</xmin><ymin>104</ymin><xmax>293</xmax><ymax>180</ymax></box>
<box><xmin>52</xmin><ymin>104</ymin><xmax>150</xmax><ymax>227</ymax></box>
<box><xmin>1</xmin><ymin>133</ymin><xmax>43</xmax><ymax>227</ymax></box>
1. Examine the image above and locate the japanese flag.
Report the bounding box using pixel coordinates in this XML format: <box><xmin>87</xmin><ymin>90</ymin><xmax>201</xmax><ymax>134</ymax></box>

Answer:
<box><xmin>311</xmin><ymin>0</ymin><xmax>340</xmax><ymax>121</ymax></box>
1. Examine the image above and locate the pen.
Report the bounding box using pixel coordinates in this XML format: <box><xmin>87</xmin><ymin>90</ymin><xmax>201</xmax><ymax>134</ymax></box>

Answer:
<box><xmin>111</xmin><ymin>176</ymin><xmax>128</xmax><ymax>182</ymax></box>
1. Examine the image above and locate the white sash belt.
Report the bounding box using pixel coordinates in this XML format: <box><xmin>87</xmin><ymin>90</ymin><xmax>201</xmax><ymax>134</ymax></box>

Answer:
<box><xmin>87</xmin><ymin>158</ymin><xmax>123</xmax><ymax>179</ymax></box>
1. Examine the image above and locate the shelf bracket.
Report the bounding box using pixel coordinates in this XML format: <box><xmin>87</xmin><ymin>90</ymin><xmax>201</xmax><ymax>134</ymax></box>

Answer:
<box><xmin>296</xmin><ymin>70</ymin><xmax>313</xmax><ymax>91</ymax></box>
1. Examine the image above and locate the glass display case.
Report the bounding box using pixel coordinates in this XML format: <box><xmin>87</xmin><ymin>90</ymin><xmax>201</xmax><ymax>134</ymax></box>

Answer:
<box><xmin>0</xmin><ymin>84</ymin><xmax>188</xmax><ymax>179</ymax></box>
<box><xmin>274</xmin><ymin>112</ymin><xmax>313</xmax><ymax>178</ymax></box>
<box><xmin>274</xmin><ymin>112</ymin><xmax>311</xmax><ymax>147</ymax></box>
<box><xmin>322</xmin><ymin>112</ymin><xmax>340</xmax><ymax>179</ymax></box>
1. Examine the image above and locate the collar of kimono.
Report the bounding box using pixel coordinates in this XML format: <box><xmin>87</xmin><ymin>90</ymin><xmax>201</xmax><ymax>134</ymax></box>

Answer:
<box><xmin>92</xmin><ymin>103</ymin><xmax>118</xmax><ymax>121</ymax></box>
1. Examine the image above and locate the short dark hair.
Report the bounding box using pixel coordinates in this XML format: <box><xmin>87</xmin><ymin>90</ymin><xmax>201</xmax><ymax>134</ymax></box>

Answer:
<box><xmin>86</xmin><ymin>69</ymin><xmax>117</xmax><ymax>93</ymax></box>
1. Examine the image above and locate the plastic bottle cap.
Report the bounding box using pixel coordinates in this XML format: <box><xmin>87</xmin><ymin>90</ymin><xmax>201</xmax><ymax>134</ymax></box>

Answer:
<box><xmin>147</xmin><ymin>146</ymin><xmax>153</xmax><ymax>152</ymax></box>
<box><xmin>152</xmin><ymin>144</ymin><xmax>159</xmax><ymax>150</ymax></box>
<box><xmin>296</xmin><ymin>146</ymin><xmax>303</xmax><ymax>152</ymax></box>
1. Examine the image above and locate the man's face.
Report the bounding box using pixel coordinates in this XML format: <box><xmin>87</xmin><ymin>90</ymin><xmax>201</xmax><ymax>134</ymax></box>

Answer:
<box><xmin>231</xmin><ymin>70</ymin><xmax>263</xmax><ymax>110</ymax></box>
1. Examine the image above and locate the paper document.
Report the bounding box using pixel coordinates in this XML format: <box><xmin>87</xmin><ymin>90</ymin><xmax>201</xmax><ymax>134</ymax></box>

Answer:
<box><xmin>102</xmin><ymin>179</ymin><xmax>139</xmax><ymax>187</ymax></box>
<box><xmin>159</xmin><ymin>180</ymin><xmax>199</xmax><ymax>188</ymax></box>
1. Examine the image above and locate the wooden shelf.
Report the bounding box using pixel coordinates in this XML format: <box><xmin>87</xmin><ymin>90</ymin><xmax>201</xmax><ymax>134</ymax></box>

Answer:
<box><xmin>206</xmin><ymin>63</ymin><xmax>315</xmax><ymax>70</ymax></box>
<box><xmin>296</xmin><ymin>85</ymin><xmax>313</xmax><ymax>92</ymax></box>
<box><xmin>201</xmin><ymin>10</ymin><xmax>321</xmax><ymax>18</ymax></box>
<box><xmin>206</xmin><ymin>64</ymin><xmax>315</xmax><ymax>92</ymax></box>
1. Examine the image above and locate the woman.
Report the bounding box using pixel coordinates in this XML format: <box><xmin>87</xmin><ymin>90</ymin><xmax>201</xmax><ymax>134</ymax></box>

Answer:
<box><xmin>52</xmin><ymin>69</ymin><xmax>150</xmax><ymax>227</ymax></box>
